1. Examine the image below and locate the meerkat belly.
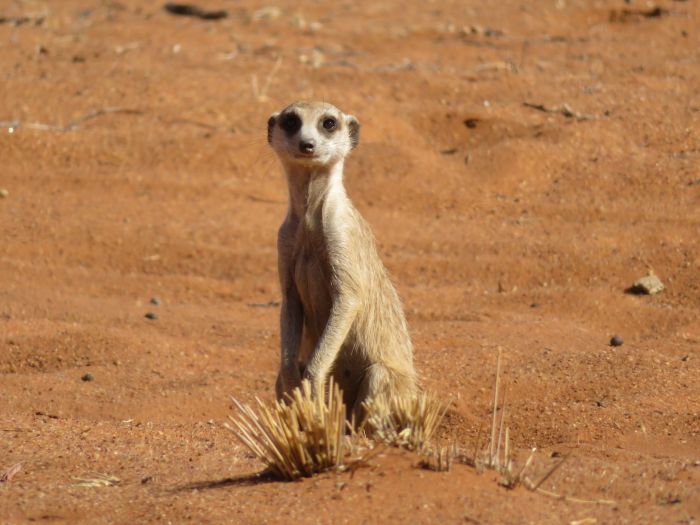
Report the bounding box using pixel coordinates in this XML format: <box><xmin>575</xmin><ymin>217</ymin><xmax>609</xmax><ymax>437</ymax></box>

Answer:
<box><xmin>293</xmin><ymin>251</ymin><xmax>332</xmax><ymax>347</ymax></box>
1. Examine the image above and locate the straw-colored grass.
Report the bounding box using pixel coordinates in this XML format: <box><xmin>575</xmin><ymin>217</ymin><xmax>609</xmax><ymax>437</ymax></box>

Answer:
<box><xmin>418</xmin><ymin>443</ymin><xmax>459</xmax><ymax>472</ymax></box>
<box><xmin>225</xmin><ymin>379</ymin><xmax>348</xmax><ymax>480</ymax></box>
<box><xmin>458</xmin><ymin>347</ymin><xmax>534</xmax><ymax>487</ymax></box>
<box><xmin>362</xmin><ymin>392</ymin><xmax>449</xmax><ymax>452</ymax></box>
<box><xmin>459</xmin><ymin>347</ymin><xmax>576</xmax><ymax>494</ymax></box>
<box><xmin>226</xmin><ymin>349</ymin><xmax>615</xmax><ymax>507</ymax></box>
<box><xmin>227</xmin><ymin>381</ymin><xmax>450</xmax><ymax>479</ymax></box>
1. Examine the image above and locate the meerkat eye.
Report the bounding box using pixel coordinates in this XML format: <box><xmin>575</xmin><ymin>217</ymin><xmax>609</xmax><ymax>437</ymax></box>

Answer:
<box><xmin>322</xmin><ymin>117</ymin><xmax>337</xmax><ymax>131</ymax></box>
<box><xmin>280</xmin><ymin>113</ymin><xmax>302</xmax><ymax>135</ymax></box>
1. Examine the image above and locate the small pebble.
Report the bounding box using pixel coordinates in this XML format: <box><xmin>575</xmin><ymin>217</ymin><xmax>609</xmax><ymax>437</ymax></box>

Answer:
<box><xmin>150</xmin><ymin>297</ymin><xmax>161</xmax><ymax>306</ymax></box>
<box><xmin>145</xmin><ymin>312</ymin><xmax>158</xmax><ymax>320</ymax></box>
<box><xmin>81</xmin><ymin>373</ymin><xmax>94</xmax><ymax>382</ymax></box>
<box><xmin>610</xmin><ymin>335</ymin><xmax>624</xmax><ymax>347</ymax></box>
<box><xmin>530</xmin><ymin>302</ymin><xmax>540</xmax><ymax>308</ymax></box>
<box><xmin>0</xmin><ymin>188</ymin><xmax>8</xmax><ymax>198</ymax></box>
<box><xmin>630</xmin><ymin>274</ymin><xmax>664</xmax><ymax>295</ymax></box>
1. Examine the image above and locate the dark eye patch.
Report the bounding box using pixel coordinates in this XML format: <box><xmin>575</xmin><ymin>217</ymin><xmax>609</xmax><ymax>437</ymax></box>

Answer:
<box><xmin>267</xmin><ymin>116</ymin><xmax>276</xmax><ymax>144</ymax></box>
<box><xmin>280</xmin><ymin>112</ymin><xmax>302</xmax><ymax>136</ymax></box>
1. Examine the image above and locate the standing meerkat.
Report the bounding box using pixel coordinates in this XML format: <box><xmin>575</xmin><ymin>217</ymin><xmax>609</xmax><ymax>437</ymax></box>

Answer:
<box><xmin>267</xmin><ymin>101</ymin><xmax>417</xmax><ymax>420</ymax></box>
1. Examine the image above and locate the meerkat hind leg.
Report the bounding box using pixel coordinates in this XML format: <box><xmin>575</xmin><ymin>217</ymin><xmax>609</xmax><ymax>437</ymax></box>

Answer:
<box><xmin>329</xmin><ymin>351</ymin><xmax>364</xmax><ymax>420</ymax></box>
<box><xmin>350</xmin><ymin>363</ymin><xmax>394</xmax><ymax>425</ymax></box>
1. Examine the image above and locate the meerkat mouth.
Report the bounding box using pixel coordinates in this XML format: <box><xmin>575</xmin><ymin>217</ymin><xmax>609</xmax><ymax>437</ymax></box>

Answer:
<box><xmin>294</xmin><ymin>152</ymin><xmax>319</xmax><ymax>160</ymax></box>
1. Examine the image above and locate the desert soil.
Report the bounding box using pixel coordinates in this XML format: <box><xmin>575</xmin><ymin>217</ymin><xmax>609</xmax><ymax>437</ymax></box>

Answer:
<box><xmin>1</xmin><ymin>0</ymin><xmax>699</xmax><ymax>523</ymax></box>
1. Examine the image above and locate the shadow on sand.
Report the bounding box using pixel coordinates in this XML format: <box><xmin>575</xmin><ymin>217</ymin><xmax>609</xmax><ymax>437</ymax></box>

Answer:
<box><xmin>177</xmin><ymin>470</ymin><xmax>280</xmax><ymax>492</ymax></box>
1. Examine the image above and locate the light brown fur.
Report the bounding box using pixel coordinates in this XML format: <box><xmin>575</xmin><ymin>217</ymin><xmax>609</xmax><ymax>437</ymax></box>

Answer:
<box><xmin>267</xmin><ymin>101</ymin><xmax>416</xmax><ymax>420</ymax></box>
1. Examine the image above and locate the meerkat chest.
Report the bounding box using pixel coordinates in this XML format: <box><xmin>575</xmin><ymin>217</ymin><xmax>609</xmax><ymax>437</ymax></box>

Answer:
<box><xmin>293</xmin><ymin>230</ymin><xmax>333</xmax><ymax>330</ymax></box>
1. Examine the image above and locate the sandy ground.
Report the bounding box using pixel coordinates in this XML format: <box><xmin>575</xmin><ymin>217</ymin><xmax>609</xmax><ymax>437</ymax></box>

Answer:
<box><xmin>1</xmin><ymin>0</ymin><xmax>699</xmax><ymax>523</ymax></box>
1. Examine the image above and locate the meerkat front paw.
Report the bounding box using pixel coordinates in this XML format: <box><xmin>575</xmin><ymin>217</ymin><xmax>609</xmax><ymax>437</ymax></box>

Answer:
<box><xmin>301</xmin><ymin>368</ymin><xmax>326</xmax><ymax>400</ymax></box>
<box><xmin>275</xmin><ymin>368</ymin><xmax>302</xmax><ymax>402</ymax></box>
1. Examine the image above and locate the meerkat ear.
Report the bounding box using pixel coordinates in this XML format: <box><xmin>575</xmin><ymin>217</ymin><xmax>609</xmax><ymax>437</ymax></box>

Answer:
<box><xmin>267</xmin><ymin>113</ymin><xmax>279</xmax><ymax>144</ymax></box>
<box><xmin>346</xmin><ymin>115</ymin><xmax>360</xmax><ymax>149</ymax></box>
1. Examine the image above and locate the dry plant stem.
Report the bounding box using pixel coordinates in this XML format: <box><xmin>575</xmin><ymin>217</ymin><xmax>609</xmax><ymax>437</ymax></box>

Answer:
<box><xmin>517</xmin><ymin>447</ymin><xmax>537</xmax><ymax>481</ymax></box>
<box><xmin>504</xmin><ymin>427</ymin><xmax>510</xmax><ymax>469</ymax></box>
<box><xmin>489</xmin><ymin>346</ymin><xmax>502</xmax><ymax>464</ymax></box>
<box><xmin>2</xmin><ymin>109</ymin><xmax>234</xmax><ymax>134</ymax></box>
<box><xmin>532</xmin><ymin>454</ymin><xmax>569</xmax><ymax>490</ymax></box>
<box><xmin>73</xmin><ymin>474</ymin><xmax>120</xmax><ymax>487</ymax></box>
<box><xmin>496</xmin><ymin>383</ymin><xmax>508</xmax><ymax>467</ymax></box>
<box><xmin>523</xmin><ymin>101</ymin><xmax>596</xmax><ymax>121</ymax></box>
<box><xmin>64</xmin><ymin>108</ymin><xmax>143</xmax><ymax>131</ymax></box>
<box><xmin>1</xmin><ymin>108</ymin><xmax>142</xmax><ymax>132</ymax></box>
<box><xmin>346</xmin><ymin>443</ymin><xmax>387</xmax><ymax>478</ymax></box>
<box><xmin>252</xmin><ymin>57</ymin><xmax>283</xmax><ymax>102</ymax></box>
<box><xmin>0</xmin><ymin>462</ymin><xmax>22</xmax><ymax>482</ymax></box>
<box><xmin>536</xmin><ymin>488</ymin><xmax>616</xmax><ymax>506</ymax></box>
<box><xmin>471</xmin><ymin>422</ymin><xmax>484</xmax><ymax>466</ymax></box>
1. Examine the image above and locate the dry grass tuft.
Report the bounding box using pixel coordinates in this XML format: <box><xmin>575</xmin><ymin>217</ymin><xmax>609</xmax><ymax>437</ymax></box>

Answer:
<box><xmin>227</xmin><ymin>381</ymin><xmax>450</xmax><ymax>479</ymax></box>
<box><xmin>362</xmin><ymin>392</ymin><xmax>449</xmax><ymax>452</ymax></box>
<box><xmin>226</xmin><ymin>379</ymin><xmax>348</xmax><ymax>480</ymax></box>
<box><xmin>457</xmin><ymin>347</ymin><xmax>533</xmax><ymax>487</ymax></box>
<box><xmin>459</xmin><ymin>347</ymin><xmax>572</xmax><ymax>492</ymax></box>
<box><xmin>418</xmin><ymin>443</ymin><xmax>459</xmax><ymax>472</ymax></box>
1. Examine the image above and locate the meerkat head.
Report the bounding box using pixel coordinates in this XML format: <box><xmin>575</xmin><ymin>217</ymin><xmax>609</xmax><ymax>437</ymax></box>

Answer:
<box><xmin>267</xmin><ymin>101</ymin><xmax>360</xmax><ymax>168</ymax></box>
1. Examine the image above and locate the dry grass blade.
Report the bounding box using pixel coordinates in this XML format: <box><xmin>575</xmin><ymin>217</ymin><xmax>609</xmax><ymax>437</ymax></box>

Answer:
<box><xmin>1</xmin><ymin>108</ymin><xmax>142</xmax><ymax>133</ymax></box>
<box><xmin>536</xmin><ymin>488</ymin><xmax>616</xmax><ymax>506</ymax></box>
<box><xmin>226</xmin><ymin>379</ymin><xmax>348</xmax><ymax>480</ymax></box>
<box><xmin>419</xmin><ymin>443</ymin><xmax>459</xmax><ymax>472</ymax></box>
<box><xmin>532</xmin><ymin>454</ymin><xmax>569</xmax><ymax>490</ymax></box>
<box><xmin>73</xmin><ymin>474</ymin><xmax>120</xmax><ymax>487</ymax></box>
<box><xmin>462</xmin><ymin>347</ymin><xmax>580</xmax><ymax>497</ymax></box>
<box><xmin>489</xmin><ymin>346</ymin><xmax>502</xmax><ymax>465</ymax></box>
<box><xmin>363</xmin><ymin>392</ymin><xmax>449</xmax><ymax>452</ymax></box>
<box><xmin>0</xmin><ymin>462</ymin><xmax>22</xmax><ymax>482</ymax></box>
<box><xmin>252</xmin><ymin>57</ymin><xmax>283</xmax><ymax>102</ymax></box>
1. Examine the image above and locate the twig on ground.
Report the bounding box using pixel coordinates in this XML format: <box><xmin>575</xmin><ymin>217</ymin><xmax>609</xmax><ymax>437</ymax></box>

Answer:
<box><xmin>163</xmin><ymin>3</ymin><xmax>228</xmax><ymax>20</ymax></box>
<box><xmin>252</xmin><ymin>57</ymin><xmax>283</xmax><ymax>102</ymax></box>
<box><xmin>64</xmin><ymin>108</ymin><xmax>143</xmax><ymax>131</ymax></box>
<box><xmin>536</xmin><ymin>487</ymin><xmax>616</xmax><ymax>505</ymax></box>
<box><xmin>0</xmin><ymin>14</ymin><xmax>46</xmax><ymax>26</ymax></box>
<box><xmin>345</xmin><ymin>443</ymin><xmax>386</xmax><ymax>479</ymax></box>
<box><xmin>488</xmin><ymin>347</ymin><xmax>502</xmax><ymax>464</ymax></box>
<box><xmin>0</xmin><ymin>463</ymin><xmax>22</xmax><ymax>482</ymax></box>
<box><xmin>2</xmin><ymin>109</ymin><xmax>238</xmax><ymax>134</ymax></box>
<box><xmin>473</xmin><ymin>61</ymin><xmax>516</xmax><ymax>74</ymax></box>
<box><xmin>523</xmin><ymin>102</ymin><xmax>596</xmax><ymax>121</ymax></box>
<box><xmin>609</xmin><ymin>7</ymin><xmax>669</xmax><ymax>23</ymax></box>
<box><xmin>1</xmin><ymin>108</ymin><xmax>142</xmax><ymax>133</ymax></box>
<box><xmin>532</xmin><ymin>454</ymin><xmax>569</xmax><ymax>490</ymax></box>
<box><xmin>73</xmin><ymin>474</ymin><xmax>120</xmax><ymax>487</ymax></box>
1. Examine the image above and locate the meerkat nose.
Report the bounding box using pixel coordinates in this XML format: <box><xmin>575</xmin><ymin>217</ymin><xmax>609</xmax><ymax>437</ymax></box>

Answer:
<box><xmin>299</xmin><ymin>140</ymin><xmax>315</xmax><ymax>153</ymax></box>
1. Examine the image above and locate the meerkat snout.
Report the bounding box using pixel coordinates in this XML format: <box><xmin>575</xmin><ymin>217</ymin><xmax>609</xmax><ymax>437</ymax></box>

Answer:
<box><xmin>299</xmin><ymin>139</ymin><xmax>315</xmax><ymax>154</ymax></box>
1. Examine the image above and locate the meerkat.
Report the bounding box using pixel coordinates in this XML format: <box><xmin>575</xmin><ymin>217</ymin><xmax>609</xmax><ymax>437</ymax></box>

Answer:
<box><xmin>267</xmin><ymin>101</ymin><xmax>417</xmax><ymax>420</ymax></box>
